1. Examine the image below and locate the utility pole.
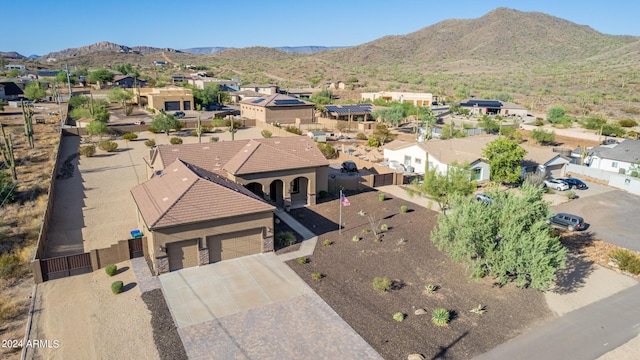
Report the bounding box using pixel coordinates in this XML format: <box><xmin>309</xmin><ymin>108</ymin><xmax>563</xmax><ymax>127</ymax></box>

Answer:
<box><xmin>55</xmin><ymin>78</ymin><xmax>64</xmax><ymax>127</ymax></box>
<box><xmin>65</xmin><ymin>64</ymin><xmax>72</xmax><ymax>98</ymax></box>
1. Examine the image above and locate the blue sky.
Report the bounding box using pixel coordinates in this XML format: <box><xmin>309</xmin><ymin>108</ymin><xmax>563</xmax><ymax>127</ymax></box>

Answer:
<box><xmin>3</xmin><ymin>0</ymin><xmax>639</xmax><ymax>56</ymax></box>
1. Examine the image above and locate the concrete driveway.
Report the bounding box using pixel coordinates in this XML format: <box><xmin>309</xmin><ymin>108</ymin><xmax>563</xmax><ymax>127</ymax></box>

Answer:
<box><xmin>552</xmin><ymin>185</ymin><xmax>640</xmax><ymax>251</ymax></box>
<box><xmin>159</xmin><ymin>253</ymin><xmax>381</xmax><ymax>359</ymax></box>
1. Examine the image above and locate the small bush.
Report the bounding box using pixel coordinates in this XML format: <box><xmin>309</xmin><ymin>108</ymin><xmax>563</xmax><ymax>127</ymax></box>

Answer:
<box><xmin>400</xmin><ymin>205</ymin><xmax>408</xmax><ymax>213</ymax></box>
<box><xmin>619</xmin><ymin>119</ymin><xmax>638</xmax><ymax>128</ymax></box>
<box><xmin>317</xmin><ymin>142</ymin><xmax>337</xmax><ymax>159</ymax></box>
<box><xmin>0</xmin><ymin>252</ymin><xmax>25</xmax><ymax>279</ymax></box>
<box><xmin>375</xmin><ymin>237</ymin><xmax>382</xmax><ymax>243</ymax></box>
<box><xmin>122</xmin><ymin>132</ymin><xmax>138</xmax><ymax>141</ymax></box>
<box><xmin>275</xmin><ymin>231</ymin><xmax>296</xmax><ymax>247</ymax></box>
<box><xmin>105</xmin><ymin>264</ymin><xmax>117</xmax><ymax>277</ymax></box>
<box><xmin>190</xmin><ymin>130</ymin><xmax>199</xmax><ymax>137</ymax></box>
<box><xmin>98</xmin><ymin>141</ymin><xmax>118</xmax><ymax>152</ymax></box>
<box><xmin>352</xmin><ymin>235</ymin><xmax>360</xmax><ymax>242</ymax></box>
<box><xmin>261</xmin><ymin>130</ymin><xmax>273</xmax><ymax>138</ymax></box>
<box><xmin>170</xmin><ymin>137</ymin><xmax>183</xmax><ymax>145</ymax></box>
<box><xmin>210</xmin><ymin>137</ymin><xmax>219</xmax><ymax>142</ymax></box>
<box><xmin>566</xmin><ymin>190</ymin><xmax>576</xmax><ymax>199</ymax></box>
<box><xmin>380</xmin><ymin>224</ymin><xmax>388</xmax><ymax>231</ymax></box>
<box><xmin>202</xmin><ymin>124</ymin><xmax>213</xmax><ymax>133</ymax></box>
<box><xmin>356</xmin><ymin>133</ymin><xmax>368</xmax><ymax>140</ymax></box>
<box><xmin>78</xmin><ymin>144</ymin><xmax>96</xmax><ymax>157</ymax></box>
<box><xmin>297</xmin><ymin>257</ymin><xmax>308</xmax><ymax>265</ymax></box>
<box><xmin>111</xmin><ymin>281</ymin><xmax>124</xmax><ymax>294</ymax></box>
<box><xmin>144</xmin><ymin>139</ymin><xmax>156</xmax><ymax>147</ymax></box>
<box><xmin>372</xmin><ymin>277</ymin><xmax>392</xmax><ymax>292</ymax></box>
<box><xmin>0</xmin><ymin>296</ymin><xmax>21</xmax><ymax>321</ymax></box>
<box><xmin>146</xmin><ymin>107</ymin><xmax>156</xmax><ymax>113</ymax></box>
<box><xmin>424</xmin><ymin>284</ymin><xmax>438</xmax><ymax>294</ymax></box>
<box><xmin>318</xmin><ymin>190</ymin><xmax>329</xmax><ymax>199</ymax></box>
<box><xmin>609</xmin><ymin>248</ymin><xmax>640</xmax><ymax>275</ymax></box>
<box><xmin>470</xmin><ymin>304</ymin><xmax>486</xmax><ymax>315</ymax></box>
<box><xmin>284</xmin><ymin>126</ymin><xmax>302</xmax><ymax>135</ymax></box>
<box><xmin>393</xmin><ymin>312</ymin><xmax>405</xmax><ymax>322</ymax></box>
<box><xmin>431</xmin><ymin>308</ymin><xmax>450</xmax><ymax>326</ymax></box>
<box><xmin>323</xmin><ymin>239</ymin><xmax>332</xmax><ymax>246</ymax></box>
<box><xmin>311</xmin><ymin>272</ymin><xmax>323</xmax><ymax>281</ymax></box>
<box><xmin>362</xmin><ymin>228</ymin><xmax>370</xmax><ymax>233</ymax></box>
<box><xmin>378</xmin><ymin>193</ymin><xmax>386</xmax><ymax>201</ymax></box>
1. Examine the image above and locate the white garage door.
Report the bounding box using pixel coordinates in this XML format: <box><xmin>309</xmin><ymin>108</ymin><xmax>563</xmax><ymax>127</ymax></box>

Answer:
<box><xmin>208</xmin><ymin>229</ymin><xmax>262</xmax><ymax>263</ymax></box>
<box><xmin>167</xmin><ymin>239</ymin><xmax>199</xmax><ymax>271</ymax></box>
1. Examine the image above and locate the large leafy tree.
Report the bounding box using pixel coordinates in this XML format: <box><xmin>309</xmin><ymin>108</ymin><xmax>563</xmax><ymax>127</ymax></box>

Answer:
<box><xmin>24</xmin><ymin>81</ymin><xmax>47</xmax><ymax>101</ymax></box>
<box><xmin>482</xmin><ymin>137</ymin><xmax>527</xmax><ymax>184</ymax></box>
<box><xmin>431</xmin><ymin>184</ymin><xmax>567</xmax><ymax>290</ymax></box>
<box><xmin>371</xmin><ymin>105</ymin><xmax>405</xmax><ymax>125</ymax></box>
<box><xmin>150</xmin><ymin>112</ymin><xmax>181</xmax><ymax>135</ymax></box>
<box><xmin>107</xmin><ymin>87</ymin><xmax>133</xmax><ymax>115</ymax></box>
<box><xmin>407</xmin><ymin>161</ymin><xmax>476</xmax><ymax>212</ymax></box>
<box><xmin>85</xmin><ymin>120</ymin><xmax>109</xmax><ymax>138</ymax></box>
<box><xmin>372</xmin><ymin>124</ymin><xmax>396</xmax><ymax>145</ymax></box>
<box><xmin>89</xmin><ymin>68</ymin><xmax>114</xmax><ymax>84</ymax></box>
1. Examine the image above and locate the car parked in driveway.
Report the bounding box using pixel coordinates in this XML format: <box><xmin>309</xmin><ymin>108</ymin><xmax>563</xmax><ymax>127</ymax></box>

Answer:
<box><xmin>173</xmin><ymin>111</ymin><xmax>185</xmax><ymax>119</ymax></box>
<box><xmin>475</xmin><ymin>193</ymin><xmax>493</xmax><ymax>204</ymax></box>
<box><xmin>547</xmin><ymin>212</ymin><xmax>585</xmax><ymax>231</ymax></box>
<box><xmin>340</xmin><ymin>160</ymin><xmax>359</xmax><ymax>173</ymax></box>
<box><xmin>544</xmin><ymin>179</ymin><xmax>569</xmax><ymax>191</ymax></box>
<box><xmin>557</xmin><ymin>177</ymin><xmax>588</xmax><ymax>190</ymax></box>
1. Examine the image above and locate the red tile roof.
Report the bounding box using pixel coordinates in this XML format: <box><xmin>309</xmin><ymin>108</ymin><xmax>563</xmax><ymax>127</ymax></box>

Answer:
<box><xmin>131</xmin><ymin>159</ymin><xmax>274</xmax><ymax>229</ymax></box>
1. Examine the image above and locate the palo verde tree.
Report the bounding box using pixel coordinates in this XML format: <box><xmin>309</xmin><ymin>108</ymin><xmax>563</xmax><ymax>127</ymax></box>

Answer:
<box><xmin>372</xmin><ymin>124</ymin><xmax>396</xmax><ymax>146</ymax></box>
<box><xmin>107</xmin><ymin>87</ymin><xmax>134</xmax><ymax>115</ymax></box>
<box><xmin>85</xmin><ymin>120</ymin><xmax>109</xmax><ymax>138</ymax></box>
<box><xmin>431</xmin><ymin>183</ymin><xmax>567</xmax><ymax>290</ymax></box>
<box><xmin>406</xmin><ymin>161</ymin><xmax>476</xmax><ymax>212</ymax></box>
<box><xmin>89</xmin><ymin>68</ymin><xmax>114</xmax><ymax>85</ymax></box>
<box><xmin>149</xmin><ymin>112</ymin><xmax>181</xmax><ymax>135</ymax></box>
<box><xmin>482</xmin><ymin>137</ymin><xmax>527</xmax><ymax>184</ymax></box>
<box><xmin>23</xmin><ymin>81</ymin><xmax>47</xmax><ymax>101</ymax></box>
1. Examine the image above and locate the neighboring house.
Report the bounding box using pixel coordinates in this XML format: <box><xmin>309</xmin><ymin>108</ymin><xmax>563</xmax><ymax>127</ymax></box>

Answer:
<box><xmin>239</xmin><ymin>84</ymin><xmax>279</xmax><ymax>95</ymax></box>
<box><xmin>112</xmin><ymin>75</ymin><xmax>146</xmax><ymax>88</ymax></box>
<box><xmin>240</xmin><ymin>93</ymin><xmax>315</xmax><ymax>124</ymax></box>
<box><xmin>153</xmin><ymin>61</ymin><xmax>167</xmax><ymax>66</ymax></box>
<box><xmin>585</xmin><ymin>140</ymin><xmax>640</xmax><ymax>174</ymax></box>
<box><xmin>361</xmin><ymin>91</ymin><xmax>437</xmax><ymax>107</ymax></box>
<box><xmin>135</xmin><ymin>87</ymin><xmax>194</xmax><ymax>111</ymax></box>
<box><xmin>229</xmin><ymin>89</ymin><xmax>263</xmax><ymax>103</ymax></box>
<box><xmin>323</xmin><ymin>104</ymin><xmax>373</xmax><ymax>121</ymax></box>
<box><xmin>520</xmin><ymin>145</ymin><xmax>571</xmax><ymax>178</ymax></box>
<box><xmin>308</xmin><ymin>130</ymin><xmax>326</xmax><ymax>142</ymax></box>
<box><xmin>383</xmin><ymin>136</ymin><xmax>496</xmax><ymax>180</ymax></box>
<box><xmin>0</xmin><ymin>81</ymin><xmax>24</xmax><ymax>100</ymax></box>
<box><xmin>135</xmin><ymin>136</ymin><xmax>329</xmax><ymax>273</ymax></box>
<box><xmin>4</xmin><ymin>64</ymin><xmax>26</xmax><ymax>71</ymax></box>
<box><xmin>459</xmin><ymin>99</ymin><xmax>528</xmax><ymax>117</ymax></box>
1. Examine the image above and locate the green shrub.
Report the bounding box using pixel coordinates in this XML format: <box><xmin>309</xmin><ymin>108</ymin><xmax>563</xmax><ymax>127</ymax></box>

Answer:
<box><xmin>356</xmin><ymin>133</ymin><xmax>368</xmax><ymax>140</ymax></box>
<box><xmin>470</xmin><ymin>304</ymin><xmax>486</xmax><ymax>315</ymax></box>
<box><xmin>323</xmin><ymin>239</ymin><xmax>332</xmax><ymax>246</ymax></box>
<box><xmin>0</xmin><ymin>296</ymin><xmax>21</xmax><ymax>321</ymax></box>
<box><xmin>372</xmin><ymin>277</ymin><xmax>392</xmax><ymax>292</ymax></box>
<box><xmin>170</xmin><ymin>137</ymin><xmax>183</xmax><ymax>145</ymax></box>
<box><xmin>400</xmin><ymin>205</ymin><xmax>408</xmax><ymax>213</ymax></box>
<box><xmin>0</xmin><ymin>252</ymin><xmax>25</xmax><ymax>279</ymax></box>
<box><xmin>566</xmin><ymin>190</ymin><xmax>576</xmax><ymax>200</ymax></box>
<box><xmin>316</xmin><ymin>143</ymin><xmax>336</xmax><ymax>159</ymax></box>
<box><xmin>111</xmin><ymin>281</ymin><xmax>124</xmax><ymax>294</ymax></box>
<box><xmin>146</xmin><ymin>107</ymin><xmax>156</xmax><ymax>113</ymax></box>
<box><xmin>190</xmin><ymin>130</ymin><xmax>199</xmax><ymax>136</ymax></box>
<box><xmin>380</xmin><ymin>224</ymin><xmax>388</xmax><ymax>232</ymax></box>
<box><xmin>284</xmin><ymin>126</ymin><xmax>302</xmax><ymax>135</ymax></box>
<box><xmin>78</xmin><ymin>145</ymin><xmax>96</xmax><ymax>157</ymax></box>
<box><xmin>311</xmin><ymin>272</ymin><xmax>323</xmax><ymax>281</ymax></box>
<box><xmin>318</xmin><ymin>190</ymin><xmax>329</xmax><ymax>199</ymax></box>
<box><xmin>210</xmin><ymin>137</ymin><xmax>219</xmax><ymax>142</ymax></box>
<box><xmin>378</xmin><ymin>193</ymin><xmax>386</xmax><ymax>201</ymax></box>
<box><xmin>98</xmin><ymin>141</ymin><xmax>118</xmax><ymax>152</ymax></box>
<box><xmin>393</xmin><ymin>312</ymin><xmax>405</xmax><ymax>322</ymax></box>
<box><xmin>144</xmin><ymin>139</ymin><xmax>156</xmax><ymax>147</ymax></box>
<box><xmin>297</xmin><ymin>257</ymin><xmax>308</xmax><ymax>265</ymax></box>
<box><xmin>352</xmin><ymin>235</ymin><xmax>360</xmax><ymax>242</ymax></box>
<box><xmin>105</xmin><ymin>264</ymin><xmax>117</xmax><ymax>277</ymax></box>
<box><xmin>424</xmin><ymin>284</ymin><xmax>438</xmax><ymax>294</ymax></box>
<box><xmin>122</xmin><ymin>133</ymin><xmax>138</xmax><ymax>141</ymax></box>
<box><xmin>375</xmin><ymin>237</ymin><xmax>382</xmax><ymax>243</ymax></box>
<box><xmin>275</xmin><ymin>231</ymin><xmax>296</xmax><ymax>247</ymax></box>
<box><xmin>367</xmin><ymin>137</ymin><xmax>380</xmax><ymax>147</ymax></box>
<box><xmin>362</xmin><ymin>228</ymin><xmax>370</xmax><ymax>233</ymax></box>
<box><xmin>431</xmin><ymin>308</ymin><xmax>450</xmax><ymax>326</ymax></box>
<box><xmin>609</xmin><ymin>248</ymin><xmax>640</xmax><ymax>275</ymax></box>
<box><xmin>261</xmin><ymin>130</ymin><xmax>273</xmax><ymax>138</ymax></box>
<box><xmin>618</xmin><ymin>119</ymin><xmax>638</xmax><ymax>128</ymax></box>
<box><xmin>202</xmin><ymin>124</ymin><xmax>213</xmax><ymax>133</ymax></box>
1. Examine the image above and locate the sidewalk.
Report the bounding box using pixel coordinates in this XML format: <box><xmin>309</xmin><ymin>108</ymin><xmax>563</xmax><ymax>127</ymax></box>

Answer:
<box><xmin>274</xmin><ymin>208</ymin><xmax>318</xmax><ymax>262</ymax></box>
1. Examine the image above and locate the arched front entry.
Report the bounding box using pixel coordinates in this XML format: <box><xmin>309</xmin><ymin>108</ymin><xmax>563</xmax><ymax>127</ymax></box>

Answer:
<box><xmin>270</xmin><ymin>180</ymin><xmax>284</xmax><ymax>206</ymax></box>
<box><xmin>290</xmin><ymin>177</ymin><xmax>309</xmax><ymax>208</ymax></box>
<box><xmin>245</xmin><ymin>182</ymin><xmax>264</xmax><ymax>199</ymax></box>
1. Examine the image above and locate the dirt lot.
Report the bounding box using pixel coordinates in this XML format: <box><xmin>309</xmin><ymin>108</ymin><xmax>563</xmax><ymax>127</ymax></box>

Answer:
<box><xmin>287</xmin><ymin>191</ymin><xmax>553</xmax><ymax>360</ymax></box>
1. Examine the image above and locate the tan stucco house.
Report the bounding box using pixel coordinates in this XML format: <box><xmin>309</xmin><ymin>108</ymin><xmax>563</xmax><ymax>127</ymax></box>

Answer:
<box><xmin>240</xmin><ymin>93</ymin><xmax>315</xmax><ymax>124</ymax></box>
<box><xmin>132</xmin><ymin>136</ymin><xmax>329</xmax><ymax>273</ymax></box>
<box><xmin>135</xmin><ymin>87</ymin><xmax>194</xmax><ymax>111</ymax></box>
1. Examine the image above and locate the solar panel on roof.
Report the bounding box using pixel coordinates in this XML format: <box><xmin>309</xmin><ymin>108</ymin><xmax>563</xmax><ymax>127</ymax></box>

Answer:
<box><xmin>252</xmin><ymin>98</ymin><xmax>265</xmax><ymax>103</ymax></box>
<box><xmin>274</xmin><ymin>99</ymin><xmax>305</xmax><ymax>105</ymax></box>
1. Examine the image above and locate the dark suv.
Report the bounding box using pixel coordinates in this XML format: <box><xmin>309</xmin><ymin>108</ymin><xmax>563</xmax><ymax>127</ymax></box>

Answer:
<box><xmin>173</xmin><ymin>111</ymin><xmax>185</xmax><ymax>119</ymax></box>
<box><xmin>547</xmin><ymin>213</ymin><xmax>585</xmax><ymax>231</ymax></box>
<box><xmin>557</xmin><ymin>177</ymin><xmax>588</xmax><ymax>190</ymax></box>
<box><xmin>340</xmin><ymin>161</ymin><xmax>359</xmax><ymax>173</ymax></box>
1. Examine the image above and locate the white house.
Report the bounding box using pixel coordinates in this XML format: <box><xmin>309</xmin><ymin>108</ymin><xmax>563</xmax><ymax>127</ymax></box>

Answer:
<box><xmin>361</xmin><ymin>91</ymin><xmax>437</xmax><ymax>107</ymax></box>
<box><xmin>307</xmin><ymin>130</ymin><xmax>326</xmax><ymax>143</ymax></box>
<box><xmin>586</xmin><ymin>140</ymin><xmax>640</xmax><ymax>174</ymax></box>
<box><xmin>383</xmin><ymin>135</ymin><xmax>497</xmax><ymax>180</ymax></box>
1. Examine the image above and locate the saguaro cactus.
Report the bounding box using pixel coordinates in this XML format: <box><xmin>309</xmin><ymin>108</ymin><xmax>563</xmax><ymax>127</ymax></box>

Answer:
<box><xmin>22</xmin><ymin>100</ymin><xmax>34</xmax><ymax>149</ymax></box>
<box><xmin>1</xmin><ymin>125</ymin><xmax>17</xmax><ymax>180</ymax></box>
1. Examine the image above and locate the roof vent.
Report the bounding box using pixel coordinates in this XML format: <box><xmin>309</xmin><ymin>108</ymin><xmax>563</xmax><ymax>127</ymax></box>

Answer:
<box><xmin>162</xmin><ymin>197</ymin><xmax>169</xmax><ymax>202</ymax></box>
<box><xmin>182</xmin><ymin>177</ymin><xmax>188</xmax><ymax>181</ymax></box>
<box><xmin>155</xmin><ymin>170</ymin><xmax>164</xmax><ymax>176</ymax></box>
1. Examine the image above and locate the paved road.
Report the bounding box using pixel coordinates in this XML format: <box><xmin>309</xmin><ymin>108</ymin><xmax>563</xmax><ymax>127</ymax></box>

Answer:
<box><xmin>552</xmin><ymin>186</ymin><xmax>640</xmax><ymax>251</ymax></box>
<box><xmin>475</xmin><ymin>284</ymin><xmax>640</xmax><ymax>360</ymax></box>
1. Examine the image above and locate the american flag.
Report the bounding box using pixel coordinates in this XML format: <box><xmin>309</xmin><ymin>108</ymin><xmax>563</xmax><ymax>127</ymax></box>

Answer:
<box><xmin>341</xmin><ymin>193</ymin><xmax>350</xmax><ymax>207</ymax></box>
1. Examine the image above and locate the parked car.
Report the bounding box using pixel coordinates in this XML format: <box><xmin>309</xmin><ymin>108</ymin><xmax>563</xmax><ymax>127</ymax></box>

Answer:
<box><xmin>543</xmin><ymin>179</ymin><xmax>569</xmax><ymax>191</ymax></box>
<box><xmin>475</xmin><ymin>193</ymin><xmax>493</xmax><ymax>204</ymax></box>
<box><xmin>340</xmin><ymin>160</ymin><xmax>359</xmax><ymax>173</ymax></box>
<box><xmin>173</xmin><ymin>111</ymin><xmax>185</xmax><ymax>119</ymax></box>
<box><xmin>557</xmin><ymin>177</ymin><xmax>588</xmax><ymax>190</ymax></box>
<box><xmin>134</xmin><ymin>120</ymin><xmax>145</xmax><ymax>125</ymax></box>
<box><xmin>547</xmin><ymin>213</ymin><xmax>585</xmax><ymax>231</ymax></box>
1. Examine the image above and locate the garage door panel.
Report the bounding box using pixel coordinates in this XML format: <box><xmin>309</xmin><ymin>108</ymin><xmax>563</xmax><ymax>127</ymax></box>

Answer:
<box><xmin>168</xmin><ymin>239</ymin><xmax>199</xmax><ymax>271</ymax></box>
<box><xmin>208</xmin><ymin>229</ymin><xmax>262</xmax><ymax>263</ymax></box>
<box><xmin>164</xmin><ymin>101</ymin><xmax>181</xmax><ymax>111</ymax></box>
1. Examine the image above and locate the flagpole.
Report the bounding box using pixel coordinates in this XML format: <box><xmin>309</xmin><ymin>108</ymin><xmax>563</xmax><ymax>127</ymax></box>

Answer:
<box><xmin>339</xmin><ymin>190</ymin><xmax>342</xmax><ymax>234</ymax></box>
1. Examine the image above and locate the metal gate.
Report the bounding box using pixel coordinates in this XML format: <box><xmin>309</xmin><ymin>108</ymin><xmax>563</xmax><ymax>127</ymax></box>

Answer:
<box><xmin>128</xmin><ymin>238</ymin><xmax>143</xmax><ymax>258</ymax></box>
<box><xmin>373</xmin><ymin>173</ymin><xmax>394</xmax><ymax>187</ymax></box>
<box><xmin>40</xmin><ymin>253</ymin><xmax>92</xmax><ymax>281</ymax></box>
